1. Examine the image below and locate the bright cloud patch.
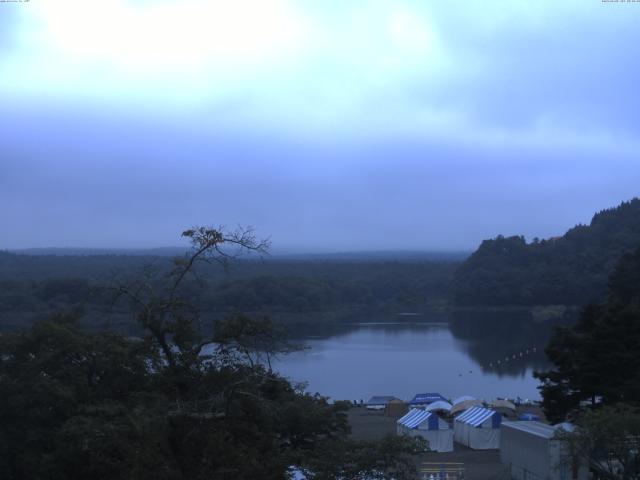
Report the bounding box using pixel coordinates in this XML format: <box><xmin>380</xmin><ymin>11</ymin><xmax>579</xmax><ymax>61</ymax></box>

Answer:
<box><xmin>0</xmin><ymin>0</ymin><xmax>638</xmax><ymax>151</ymax></box>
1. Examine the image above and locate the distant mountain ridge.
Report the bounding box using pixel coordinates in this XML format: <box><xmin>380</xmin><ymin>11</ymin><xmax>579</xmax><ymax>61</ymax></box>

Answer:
<box><xmin>8</xmin><ymin>247</ymin><xmax>188</xmax><ymax>257</ymax></box>
<box><xmin>7</xmin><ymin>247</ymin><xmax>469</xmax><ymax>262</ymax></box>
<box><xmin>452</xmin><ymin>198</ymin><xmax>640</xmax><ymax>306</ymax></box>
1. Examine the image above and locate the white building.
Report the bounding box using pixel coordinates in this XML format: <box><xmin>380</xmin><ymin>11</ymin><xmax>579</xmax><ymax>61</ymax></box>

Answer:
<box><xmin>500</xmin><ymin>421</ymin><xmax>588</xmax><ymax>480</ymax></box>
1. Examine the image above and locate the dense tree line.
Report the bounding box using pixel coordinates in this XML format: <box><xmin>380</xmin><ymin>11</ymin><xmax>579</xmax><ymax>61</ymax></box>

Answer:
<box><xmin>535</xmin><ymin>245</ymin><xmax>640</xmax><ymax>422</ymax></box>
<box><xmin>535</xmin><ymin>246</ymin><xmax>640</xmax><ymax>478</ymax></box>
<box><xmin>0</xmin><ymin>227</ymin><xmax>426</xmax><ymax>479</ymax></box>
<box><xmin>452</xmin><ymin>198</ymin><xmax>640</xmax><ymax>306</ymax></box>
<box><xmin>0</xmin><ymin>254</ymin><xmax>457</xmax><ymax>330</ymax></box>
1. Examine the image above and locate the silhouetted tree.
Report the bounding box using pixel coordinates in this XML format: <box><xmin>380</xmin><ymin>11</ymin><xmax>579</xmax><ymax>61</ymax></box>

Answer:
<box><xmin>536</xmin><ymin>246</ymin><xmax>640</xmax><ymax>422</ymax></box>
<box><xmin>556</xmin><ymin>404</ymin><xmax>640</xmax><ymax>480</ymax></box>
<box><xmin>0</xmin><ymin>226</ymin><xmax>424</xmax><ymax>480</ymax></box>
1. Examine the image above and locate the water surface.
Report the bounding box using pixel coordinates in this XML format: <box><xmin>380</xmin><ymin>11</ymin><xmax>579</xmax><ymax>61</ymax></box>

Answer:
<box><xmin>275</xmin><ymin>311</ymin><xmax>568</xmax><ymax>402</ymax></box>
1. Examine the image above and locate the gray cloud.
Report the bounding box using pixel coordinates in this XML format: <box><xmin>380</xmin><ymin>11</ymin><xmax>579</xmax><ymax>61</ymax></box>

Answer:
<box><xmin>2</xmin><ymin>103</ymin><xmax>638</xmax><ymax>250</ymax></box>
<box><xmin>403</xmin><ymin>4</ymin><xmax>640</xmax><ymax>138</ymax></box>
<box><xmin>1</xmin><ymin>2</ymin><xmax>639</xmax><ymax>250</ymax></box>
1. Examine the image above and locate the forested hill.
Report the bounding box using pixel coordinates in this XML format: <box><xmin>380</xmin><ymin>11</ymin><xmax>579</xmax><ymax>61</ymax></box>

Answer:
<box><xmin>452</xmin><ymin>198</ymin><xmax>640</xmax><ymax>306</ymax></box>
<box><xmin>0</xmin><ymin>251</ymin><xmax>458</xmax><ymax>331</ymax></box>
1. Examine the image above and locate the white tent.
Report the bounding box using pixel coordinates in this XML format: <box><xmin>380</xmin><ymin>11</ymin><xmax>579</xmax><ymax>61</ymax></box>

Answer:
<box><xmin>500</xmin><ymin>421</ymin><xmax>588</xmax><ymax>480</ymax></box>
<box><xmin>425</xmin><ymin>400</ymin><xmax>452</xmax><ymax>413</ymax></box>
<box><xmin>396</xmin><ymin>409</ymin><xmax>453</xmax><ymax>452</ymax></box>
<box><xmin>491</xmin><ymin>399</ymin><xmax>516</xmax><ymax>411</ymax></box>
<box><xmin>451</xmin><ymin>399</ymin><xmax>483</xmax><ymax>415</ymax></box>
<box><xmin>453</xmin><ymin>406</ymin><xmax>501</xmax><ymax>449</ymax></box>
<box><xmin>452</xmin><ymin>395</ymin><xmax>476</xmax><ymax>405</ymax></box>
<box><xmin>365</xmin><ymin>396</ymin><xmax>399</xmax><ymax>410</ymax></box>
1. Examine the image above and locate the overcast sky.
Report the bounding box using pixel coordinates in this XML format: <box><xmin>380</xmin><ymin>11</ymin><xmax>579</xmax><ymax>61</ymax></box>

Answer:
<box><xmin>1</xmin><ymin>0</ymin><xmax>639</xmax><ymax>251</ymax></box>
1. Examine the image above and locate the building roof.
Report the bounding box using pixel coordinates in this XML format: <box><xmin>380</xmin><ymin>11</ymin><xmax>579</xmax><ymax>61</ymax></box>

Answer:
<box><xmin>366</xmin><ymin>396</ymin><xmax>398</xmax><ymax>406</ymax></box>
<box><xmin>397</xmin><ymin>409</ymin><xmax>438</xmax><ymax>430</ymax></box>
<box><xmin>455</xmin><ymin>406</ymin><xmax>500</xmax><ymax>427</ymax></box>
<box><xmin>408</xmin><ymin>393</ymin><xmax>447</xmax><ymax>405</ymax></box>
<box><xmin>502</xmin><ymin>421</ymin><xmax>575</xmax><ymax>439</ymax></box>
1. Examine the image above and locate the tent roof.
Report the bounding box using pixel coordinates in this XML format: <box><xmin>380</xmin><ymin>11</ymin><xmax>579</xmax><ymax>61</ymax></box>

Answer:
<box><xmin>452</xmin><ymin>395</ymin><xmax>476</xmax><ymax>405</ymax></box>
<box><xmin>451</xmin><ymin>399</ymin><xmax>483</xmax><ymax>415</ymax></box>
<box><xmin>492</xmin><ymin>399</ymin><xmax>516</xmax><ymax>410</ymax></box>
<box><xmin>408</xmin><ymin>392</ymin><xmax>447</xmax><ymax>405</ymax></box>
<box><xmin>455</xmin><ymin>406</ymin><xmax>499</xmax><ymax>427</ymax></box>
<box><xmin>425</xmin><ymin>400</ymin><xmax>453</xmax><ymax>412</ymax></box>
<box><xmin>397</xmin><ymin>409</ymin><xmax>438</xmax><ymax>429</ymax></box>
<box><xmin>367</xmin><ymin>396</ymin><xmax>398</xmax><ymax>405</ymax></box>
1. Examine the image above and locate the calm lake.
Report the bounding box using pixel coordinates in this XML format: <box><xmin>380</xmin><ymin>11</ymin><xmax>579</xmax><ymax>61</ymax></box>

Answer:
<box><xmin>274</xmin><ymin>310</ymin><xmax>572</xmax><ymax>403</ymax></box>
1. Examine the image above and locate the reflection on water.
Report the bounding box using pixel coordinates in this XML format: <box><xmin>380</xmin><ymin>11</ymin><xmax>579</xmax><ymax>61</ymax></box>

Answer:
<box><xmin>275</xmin><ymin>309</ymin><xmax>575</xmax><ymax>402</ymax></box>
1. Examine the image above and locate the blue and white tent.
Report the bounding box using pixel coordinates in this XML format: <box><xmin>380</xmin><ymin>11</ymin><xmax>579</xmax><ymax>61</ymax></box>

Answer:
<box><xmin>453</xmin><ymin>406</ymin><xmax>502</xmax><ymax>449</ymax></box>
<box><xmin>408</xmin><ymin>392</ymin><xmax>447</xmax><ymax>406</ymax></box>
<box><xmin>396</xmin><ymin>409</ymin><xmax>453</xmax><ymax>452</ymax></box>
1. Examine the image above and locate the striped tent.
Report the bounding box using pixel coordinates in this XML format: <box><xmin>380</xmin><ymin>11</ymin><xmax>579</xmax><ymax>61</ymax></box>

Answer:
<box><xmin>396</xmin><ymin>409</ymin><xmax>453</xmax><ymax>452</ymax></box>
<box><xmin>453</xmin><ymin>406</ymin><xmax>501</xmax><ymax>449</ymax></box>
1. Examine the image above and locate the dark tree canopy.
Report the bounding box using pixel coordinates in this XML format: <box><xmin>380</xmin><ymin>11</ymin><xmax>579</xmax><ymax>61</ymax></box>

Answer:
<box><xmin>535</xmin><ymin>246</ymin><xmax>640</xmax><ymax>422</ymax></box>
<box><xmin>0</xmin><ymin>226</ymin><xmax>424</xmax><ymax>480</ymax></box>
<box><xmin>0</xmin><ymin>249</ymin><xmax>457</xmax><ymax>333</ymax></box>
<box><xmin>556</xmin><ymin>404</ymin><xmax>640</xmax><ymax>480</ymax></box>
<box><xmin>452</xmin><ymin>198</ymin><xmax>640</xmax><ymax>306</ymax></box>
<box><xmin>0</xmin><ymin>314</ymin><xmax>356</xmax><ymax>479</ymax></box>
